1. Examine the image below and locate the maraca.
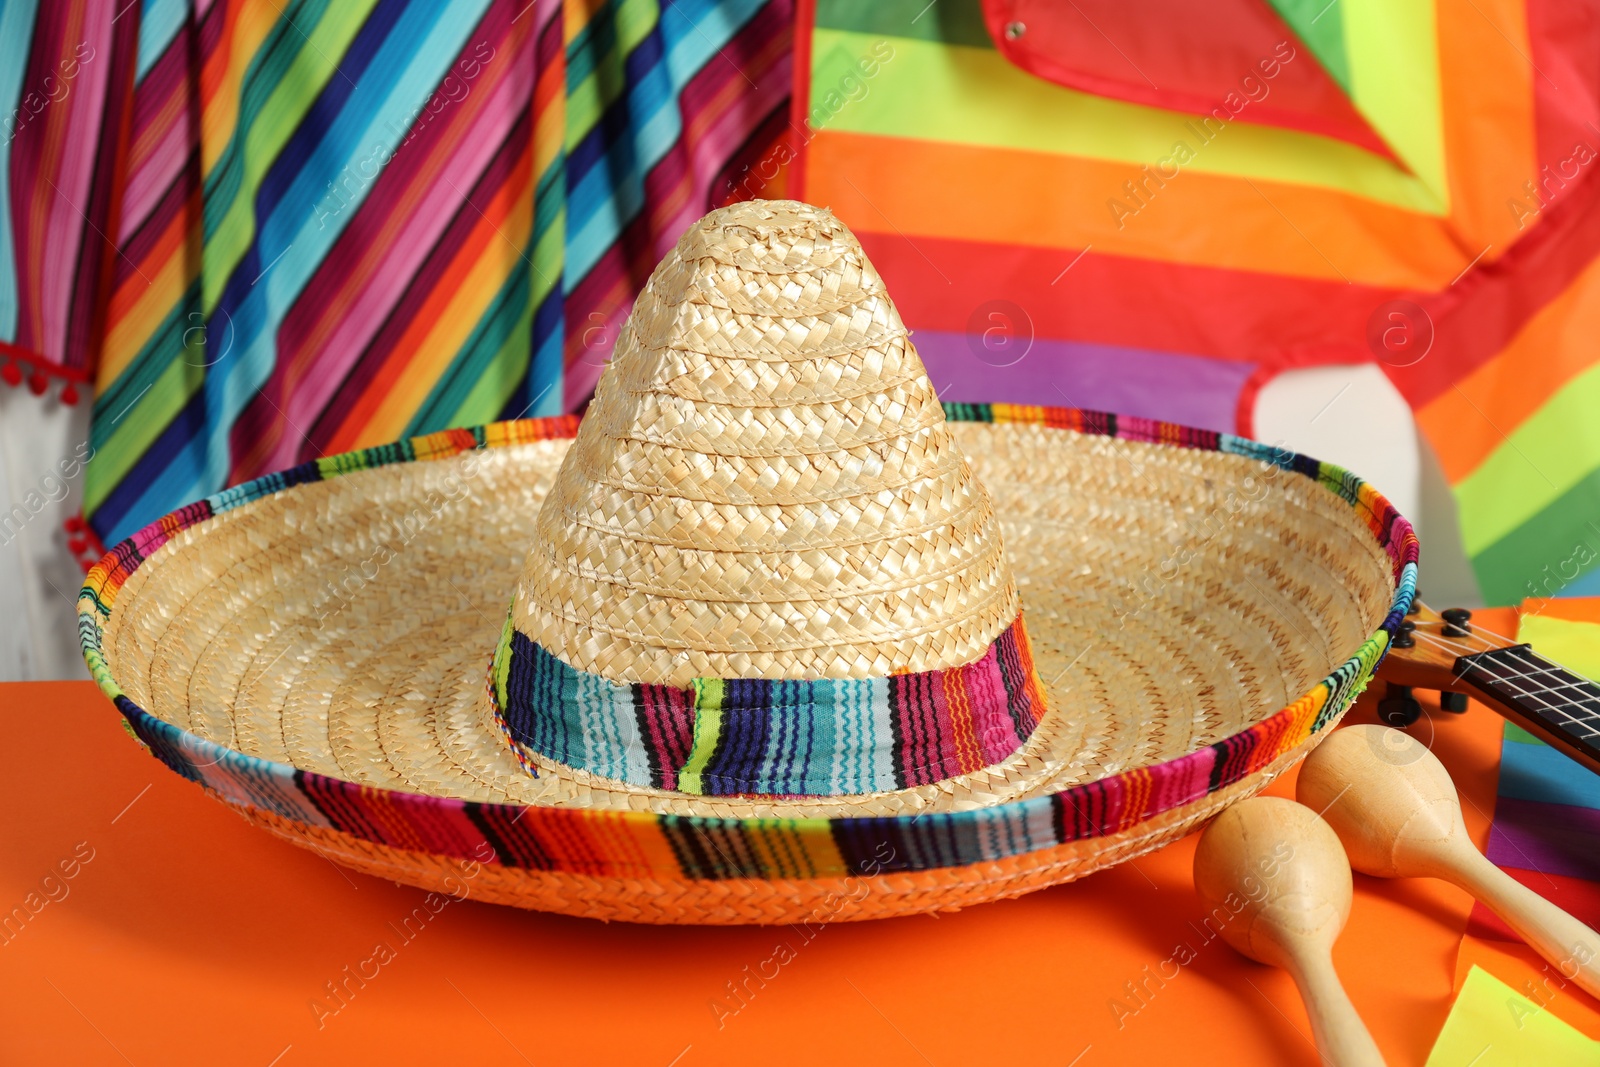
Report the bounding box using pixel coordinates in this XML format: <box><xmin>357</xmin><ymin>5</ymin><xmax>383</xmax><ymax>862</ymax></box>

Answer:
<box><xmin>1194</xmin><ymin>795</ymin><xmax>1385</xmax><ymax>1067</ymax></box>
<box><xmin>1298</xmin><ymin>724</ymin><xmax>1600</xmax><ymax>1000</ymax></box>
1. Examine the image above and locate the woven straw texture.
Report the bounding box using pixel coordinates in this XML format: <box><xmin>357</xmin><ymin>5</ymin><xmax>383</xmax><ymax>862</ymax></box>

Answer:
<box><xmin>93</xmin><ymin>415</ymin><xmax>1397</xmax><ymax>813</ymax></box>
<box><xmin>513</xmin><ymin>201</ymin><xmax>1015</xmax><ymax>689</ymax></box>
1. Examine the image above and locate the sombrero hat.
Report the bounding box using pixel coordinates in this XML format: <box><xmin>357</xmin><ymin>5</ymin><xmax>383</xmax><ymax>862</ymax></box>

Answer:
<box><xmin>78</xmin><ymin>200</ymin><xmax>1417</xmax><ymax>925</ymax></box>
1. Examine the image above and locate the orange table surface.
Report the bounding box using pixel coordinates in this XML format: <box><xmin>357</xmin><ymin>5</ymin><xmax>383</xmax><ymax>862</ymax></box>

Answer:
<box><xmin>0</xmin><ymin>677</ymin><xmax>1529</xmax><ymax>1066</ymax></box>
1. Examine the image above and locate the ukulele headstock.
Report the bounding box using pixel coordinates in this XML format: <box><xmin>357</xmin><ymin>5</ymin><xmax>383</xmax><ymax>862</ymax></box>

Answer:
<box><xmin>1374</xmin><ymin>601</ymin><xmax>1514</xmax><ymax>725</ymax></box>
<box><xmin>1375</xmin><ymin>602</ymin><xmax>1600</xmax><ymax>776</ymax></box>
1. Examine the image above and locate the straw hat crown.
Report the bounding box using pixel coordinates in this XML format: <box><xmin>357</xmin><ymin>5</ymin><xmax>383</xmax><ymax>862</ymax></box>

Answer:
<box><xmin>510</xmin><ymin>200</ymin><xmax>1018</xmax><ymax>687</ymax></box>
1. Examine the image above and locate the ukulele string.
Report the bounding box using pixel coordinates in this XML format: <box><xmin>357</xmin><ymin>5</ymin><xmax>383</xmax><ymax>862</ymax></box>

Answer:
<box><xmin>1407</xmin><ymin>627</ymin><xmax>1482</xmax><ymax>661</ymax></box>
<box><xmin>1413</xmin><ymin>614</ymin><xmax>1595</xmax><ymax>685</ymax></box>
<box><xmin>1438</xmin><ymin>616</ymin><xmax>1522</xmax><ymax>649</ymax></box>
<box><xmin>1408</xmin><ymin>627</ymin><xmax>1600</xmax><ymax>736</ymax></box>
<box><xmin>1421</xmin><ymin>616</ymin><xmax>1600</xmax><ymax>706</ymax></box>
<box><xmin>1407</xmin><ymin>630</ymin><xmax>1482</xmax><ymax>679</ymax></box>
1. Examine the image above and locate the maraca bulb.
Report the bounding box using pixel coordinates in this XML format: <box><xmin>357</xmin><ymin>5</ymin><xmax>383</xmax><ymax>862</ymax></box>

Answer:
<box><xmin>1298</xmin><ymin>725</ymin><xmax>1470</xmax><ymax>879</ymax></box>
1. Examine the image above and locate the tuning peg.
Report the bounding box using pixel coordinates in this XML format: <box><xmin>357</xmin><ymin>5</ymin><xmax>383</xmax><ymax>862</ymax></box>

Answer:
<box><xmin>1392</xmin><ymin>621</ymin><xmax>1416</xmax><ymax>649</ymax></box>
<box><xmin>1440</xmin><ymin>607</ymin><xmax>1472</xmax><ymax>637</ymax></box>
<box><xmin>1439</xmin><ymin>691</ymin><xmax>1469</xmax><ymax>713</ymax></box>
<box><xmin>1377</xmin><ymin>683</ymin><xmax>1422</xmax><ymax>727</ymax></box>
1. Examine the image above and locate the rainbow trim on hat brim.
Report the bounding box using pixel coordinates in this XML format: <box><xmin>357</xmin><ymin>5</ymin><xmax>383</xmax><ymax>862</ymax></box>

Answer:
<box><xmin>78</xmin><ymin>406</ymin><xmax>1418</xmax><ymax>882</ymax></box>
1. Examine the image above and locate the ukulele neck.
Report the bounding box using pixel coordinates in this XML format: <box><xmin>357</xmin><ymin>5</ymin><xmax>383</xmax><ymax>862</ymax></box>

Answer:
<box><xmin>1450</xmin><ymin>643</ymin><xmax>1600</xmax><ymax>774</ymax></box>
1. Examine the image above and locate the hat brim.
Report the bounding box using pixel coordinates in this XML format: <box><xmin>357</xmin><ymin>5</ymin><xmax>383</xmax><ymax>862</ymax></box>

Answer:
<box><xmin>79</xmin><ymin>405</ymin><xmax>1416</xmax><ymax>925</ymax></box>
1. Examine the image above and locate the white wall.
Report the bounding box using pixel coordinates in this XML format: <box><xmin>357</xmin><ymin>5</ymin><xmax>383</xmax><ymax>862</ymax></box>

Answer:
<box><xmin>0</xmin><ymin>387</ymin><xmax>94</xmax><ymax>680</ymax></box>
<box><xmin>1255</xmin><ymin>363</ymin><xmax>1480</xmax><ymax>610</ymax></box>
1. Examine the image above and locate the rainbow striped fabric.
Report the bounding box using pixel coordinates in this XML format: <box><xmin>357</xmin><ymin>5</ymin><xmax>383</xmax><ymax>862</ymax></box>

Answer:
<box><xmin>794</xmin><ymin>0</ymin><xmax>1600</xmax><ymax>607</ymax></box>
<box><xmin>490</xmin><ymin>613</ymin><xmax>1047</xmax><ymax>795</ymax></box>
<box><xmin>0</xmin><ymin>2</ymin><xmax>138</xmax><ymax>400</ymax></box>
<box><xmin>13</xmin><ymin>0</ymin><xmax>1595</xmax><ymax>614</ymax></box>
<box><xmin>78</xmin><ymin>406</ymin><xmax>1418</xmax><ymax>880</ymax></box>
<box><xmin>63</xmin><ymin>0</ymin><xmax>791</xmax><ymax>549</ymax></box>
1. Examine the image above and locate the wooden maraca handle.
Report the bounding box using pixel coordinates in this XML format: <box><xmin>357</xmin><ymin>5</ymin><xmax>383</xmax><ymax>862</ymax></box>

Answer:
<box><xmin>1449</xmin><ymin>846</ymin><xmax>1600</xmax><ymax>999</ymax></box>
<box><xmin>1287</xmin><ymin>951</ymin><xmax>1386</xmax><ymax>1067</ymax></box>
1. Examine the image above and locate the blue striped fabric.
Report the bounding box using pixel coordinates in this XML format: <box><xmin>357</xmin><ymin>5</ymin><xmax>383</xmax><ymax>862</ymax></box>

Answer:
<box><xmin>80</xmin><ymin>0</ymin><xmax>793</xmax><ymax>550</ymax></box>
